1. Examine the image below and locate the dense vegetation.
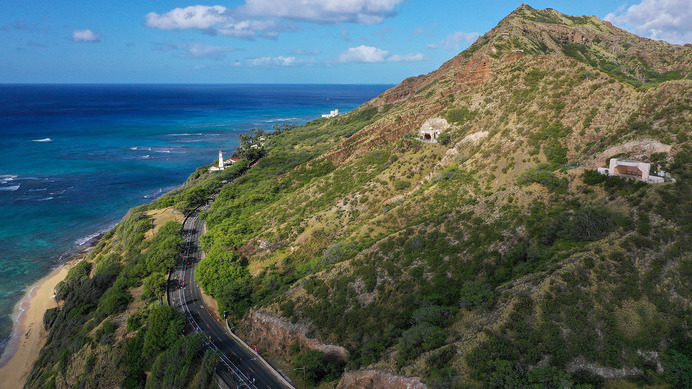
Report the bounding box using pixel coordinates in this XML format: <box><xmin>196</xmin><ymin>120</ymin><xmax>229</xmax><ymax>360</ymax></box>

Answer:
<box><xmin>25</xmin><ymin>164</ymin><xmax>246</xmax><ymax>388</ymax></box>
<box><xmin>28</xmin><ymin>5</ymin><xmax>691</xmax><ymax>389</ymax></box>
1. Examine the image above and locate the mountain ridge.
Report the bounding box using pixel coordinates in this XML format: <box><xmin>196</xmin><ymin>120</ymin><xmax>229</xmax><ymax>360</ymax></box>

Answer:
<box><xmin>318</xmin><ymin>4</ymin><xmax>690</xmax><ymax>171</ymax></box>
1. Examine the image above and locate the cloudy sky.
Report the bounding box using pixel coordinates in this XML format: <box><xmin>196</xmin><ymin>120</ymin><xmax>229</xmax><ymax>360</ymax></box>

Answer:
<box><xmin>1</xmin><ymin>0</ymin><xmax>689</xmax><ymax>83</ymax></box>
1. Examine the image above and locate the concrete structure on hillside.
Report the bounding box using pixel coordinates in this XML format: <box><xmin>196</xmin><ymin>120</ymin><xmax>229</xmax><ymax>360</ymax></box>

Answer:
<box><xmin>419</xmin><ymin>117</ymin><xmax>450</xmax><ymax>142</ymax></box>
<box><xmin>597</xmin><ymin>158</ymin><xmax>664</xmax><ymax>184</ymax></box>
<box><xmin>322</xmin><ymin>109</ymin><xmax>339</xmax><ymax>118</ymax></box>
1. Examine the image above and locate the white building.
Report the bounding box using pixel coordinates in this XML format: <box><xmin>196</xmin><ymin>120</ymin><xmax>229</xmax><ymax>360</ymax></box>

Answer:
<box><xmin>418</xmin><ymin>117</ymin><xmax>450</xmax><ymax>143</ymax></box>
<box><xmin>597</xmin><ymin>158</ymin><xmax>664</xmax><ymax>184</ymax></box>
<box><xmin>209</xmin><ymin>150</ymin><xmax>241</xmax><ymax>172</ymax></box>
<box><xmin>322</xmin><ymin>109</ymin><xmax>339</xmax><ymax>119</ymax></box>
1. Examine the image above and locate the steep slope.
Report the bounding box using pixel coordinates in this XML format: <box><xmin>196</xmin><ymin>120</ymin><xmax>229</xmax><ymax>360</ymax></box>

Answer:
<box><xmin>322</xmin><ymin>4</ymin><xmax>690</xmax><ymax>168</ymax></box>
<box><xmin>27</xmin><ymin>5</ymin><xmax>691</xmax><ymax>389</ymax></box>
<box><xmin>196</xmin><ymin>5</ymin><xmax>691</xmax><ymax>388</ymax></box>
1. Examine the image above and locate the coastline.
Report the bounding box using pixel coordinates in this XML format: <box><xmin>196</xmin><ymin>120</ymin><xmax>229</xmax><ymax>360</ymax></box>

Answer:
<box><xmin>0</xmin><ymin>249</ymin><xmax>91</xmax><ymax>389</ymax></box>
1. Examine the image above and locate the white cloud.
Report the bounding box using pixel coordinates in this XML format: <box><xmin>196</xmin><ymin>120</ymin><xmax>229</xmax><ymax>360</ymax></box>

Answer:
<box><xmin>427</xmin><ymin>31</ymin><xmax>480</xmax><ymax>50</ymax></box>
<box><xmin>605</xmin><ymin>0</ymin><xmax>692</xmax><ymax>44</ymax></box>
<box><xmin>216</xmin><ymin>19</ymin><xmax>281</xmax><ymax>40</ymax></box>
<box><xmin>71</xmin><ymin>29</ymin><xmax>100</xmax><ymax>43</ymax></box>
<box><xmin>155</xmin><ymin>42</ymin><xmax>238</xmax><ymax>60</ymax></box>
<box><xmin>242</xmin><ymin>0</ymin><xmax>404</xmax><ymax>24</ymax></box>
<box><xmin>145</xmin><ymin>5</ymin><xmax>229</xmax><ymax>30</ymax></box>
<box><xmin>145</xmin><ymin>5</ymin><xmax>283</xmax><ymax>40</ymax></box>
<box><xmin>337</xmin><ymin>45</ymin><xmax>426</xmax><ymax>63</ymax></box>
<box><xmin>248</xmin><ymin>56</ymin><xmax>298</xmax><ymax>66</ymax></box>
<box><xmin>388</xmin><ymin>53</ymin><xmax>426</xmax><ymax>62</ymax></box>
<box><xmin>337</xmin><ymin>45</ymin><xmax>389</xmax><ymax>63</ymax></box>
<box><xmin>145</xmin><ymin>1</ymin><xmax>403</xmax><ymax>40</ymax></box>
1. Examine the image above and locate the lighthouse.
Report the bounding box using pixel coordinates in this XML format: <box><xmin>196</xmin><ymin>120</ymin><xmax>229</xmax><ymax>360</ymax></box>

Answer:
<box><xmin>218</xmin><ymin>150</ymin><xmax>224</xmax><ymax>170</ymax></box>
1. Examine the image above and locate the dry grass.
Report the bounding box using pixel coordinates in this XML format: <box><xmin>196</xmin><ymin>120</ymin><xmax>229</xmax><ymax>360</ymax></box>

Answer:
<box><xmin>144</xmin><ymin>207</ymin><xmax>184</xmax><ymax>240</ymax></box>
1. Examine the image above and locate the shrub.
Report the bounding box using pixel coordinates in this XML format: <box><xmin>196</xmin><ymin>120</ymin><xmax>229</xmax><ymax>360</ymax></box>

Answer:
<box><xmin>294</xmin><ymin>350</ymin><xmax>344</xmax><ymax>387</ymax></box>
<box><xmin>393</xmin><ymin>179</ymin><xmax>411</xmax><ymax>190</ymax></box>
<box><xmin>663</xmin><ymin>350</ymin><xmax>692</xmax><ymax>389</ymax></box>
<box><xmin>556</xmin><ymin>207</ymin><xmax>618</xmax><ymax>242</ymax></box>
<box><xmin>447</xmin><ymin>108</ymin><xmax>475</xmax><ymax>124</ymax></box>
<box><xmin>43</xmin><ymin>307</ymin><xmax>60</xmax><ymax>330</ymax></box>
<box><xmin>517</xmin><ymin>165</ymin><xmax>568</xmax><ymax>192</ymax></box>
<box><xmin>55</xmin><ymin>261</ymin><xmax>92</xmax><ymax>301</ymax></box>
<box><xmin>146</xmin><ymin>335</ymin><xmax>207</xmax><ymax>389</ymax></box>
<box><xmin>543</xmin><ymin>140</ymin><xmax>567</xmax><ymax>165</ymax></box>
<box><xmin>459</xmin><ymin>281</ymin><xmax>495</xmax><ymax>310</ymax></box>
<box><xmin>582</xmin><ymin>169</ymin><xmax>606</xmax><ymax>185</ymax></box>
<box><xmin>437</xmin><ymin>132</ymin><xmax>451</xmax><ymax>145</ymax></box>
<box><xmin>411</xmin><ymin>305</ymin><xmax>455</xmax><ymax>327</ymax></box>
<box><xmin>142</xmin><ymin>305</ymin><xmax>185</xmax><ymax>362</ymax></box>
<box><xmin>397</xmin><ymin>324</ymin><xmax>446</xmax><ymax>364</ymax></box>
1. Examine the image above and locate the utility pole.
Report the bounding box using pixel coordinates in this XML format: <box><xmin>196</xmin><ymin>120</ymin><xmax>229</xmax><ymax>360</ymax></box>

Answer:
<box><xmin>293</xmin><ymin>366</ymin><xmax>306</xmax><ymax>389</ymax></box>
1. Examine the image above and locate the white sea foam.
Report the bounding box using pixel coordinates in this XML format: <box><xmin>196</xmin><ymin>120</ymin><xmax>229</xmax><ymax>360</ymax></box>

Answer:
<box><xmin>32</xmin><ymin>138</ymin><xmax>52</xmax><ymax>142</ymax></box>
<box><xmin>265</xmin><ymin>117</ymin><xmax>300</xmax><ymax>123</ymax></box>
<box><xmin>0</xmin><ymin>185</ymin><xmax>20</xmax><ymax>192</ymax></box>
<box><xmin>130</xmin><ymin>147</ymin><xmax>138</xmax><ymax>150</ymax></box>
<box><xmin>36</xmin><ymin>196</ymin><xmax>53</xmax><ymax>201</ymax></box>
<box><xmin>74</xmin><ymin>230</ymin><xmax>104</xmax><ymax>246</ymax></box>
<box><xmin>155</xmin><ymin>149</ymin><xmax>171</xmax><ymax>153</ymax></box>
<box><xmin>0</xmin><ymin>175</ymin><xmax>18</xmax><ymax>184</ymax></box>
<box><xmin>143</xmin><ymin>185</ymin><xmax>180</xmax><ymax>199</ymax></box>
<box><xmin>168</xmin><ymin>133</ymin><xmax>203</xmax><ymax>136</ymax></box>
<box><xmin>142</xmin><ymin>155</ymin><xmax>150</xmax><ymax>159</ymax></box>
<box><xmin>28</xmin><ymin>188</ymin><xmax>48</xmax><ymax>192</ymax></box>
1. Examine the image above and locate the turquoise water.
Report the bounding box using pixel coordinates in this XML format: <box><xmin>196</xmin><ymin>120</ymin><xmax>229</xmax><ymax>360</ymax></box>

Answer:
<box><xmin>0</xmin><ymin>84</ymin><xmax>391</xmax><ymax>354</ymax></box>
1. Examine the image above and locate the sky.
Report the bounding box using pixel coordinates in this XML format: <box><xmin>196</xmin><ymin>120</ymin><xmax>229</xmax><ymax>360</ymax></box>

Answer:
<box><xmin>1</xmin><ymin>0</ymin><xmax>690</xmax><ymax>84</ymax></box>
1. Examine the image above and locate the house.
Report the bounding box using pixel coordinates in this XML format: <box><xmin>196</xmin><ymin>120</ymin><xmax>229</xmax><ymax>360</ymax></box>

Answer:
<box><xmin>419</xmin><ymin>118</ymin><xmax>450</xmax><ymax>142</ymax></box>
<box><xmin>597</xmin><ymin>158</ymin><xmax>664</xmax><ymax>184</ymax></box>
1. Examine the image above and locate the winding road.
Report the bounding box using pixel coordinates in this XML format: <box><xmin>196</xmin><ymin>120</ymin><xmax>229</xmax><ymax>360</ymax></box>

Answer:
<box><xmin>167</xmin><ymin>196</ymin><xmax>291</xmax><ymax>389</ymax></box>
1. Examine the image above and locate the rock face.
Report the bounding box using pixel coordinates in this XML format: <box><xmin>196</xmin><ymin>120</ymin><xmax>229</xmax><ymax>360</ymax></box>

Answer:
<box><xmin>238</xmin><ymin>310</ymin><xmax>348</xmax><ymax>361</ymax></box>
<box><xmin>420</xmin><ymin>118</ymin><xmax>450</xmax><ymax>133</ymax></box>
<box><xmin>336</xmin><ymin>369</ymin><xmax>428</xmax><ymax>389</ymax></box>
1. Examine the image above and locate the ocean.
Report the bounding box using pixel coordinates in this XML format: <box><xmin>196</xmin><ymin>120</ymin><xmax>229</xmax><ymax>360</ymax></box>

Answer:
<box><xmin>0</xmin><ymin>83</ymin><xmax>391</xmax><ymax>355</ymax></box>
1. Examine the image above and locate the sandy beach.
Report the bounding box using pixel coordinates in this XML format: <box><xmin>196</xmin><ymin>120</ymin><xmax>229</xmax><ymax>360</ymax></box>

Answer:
<box><xmin>0</xmin><ymin>255</ymin><xmax>84</xmax><ymax>389</ymax></box>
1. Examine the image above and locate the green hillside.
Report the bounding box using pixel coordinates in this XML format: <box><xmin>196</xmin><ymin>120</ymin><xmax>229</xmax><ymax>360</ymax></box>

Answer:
<box><xmin>28</xmin><ymin>5</ymin><xmax>691</xmax><ymax>389</ymax></box>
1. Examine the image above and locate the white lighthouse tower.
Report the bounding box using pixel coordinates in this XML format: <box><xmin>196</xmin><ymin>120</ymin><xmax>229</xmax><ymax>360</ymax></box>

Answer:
<box><xmin>218</xmin><ymin>150</ymin><xmax>224</xmax><ymax>170</ymax></box>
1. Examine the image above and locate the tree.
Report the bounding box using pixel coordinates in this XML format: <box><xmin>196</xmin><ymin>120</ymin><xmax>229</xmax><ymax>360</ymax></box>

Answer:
<box><xmin>437</xmin><ymin>132</ymin><xmax>451</xmax><ymax>145</ymax></box>
<box><xmin>294</xmin><ymin>350</ymin><xmax>344</xmax><ymax>387</ymax></box>
<box><xmin>663</xmin><ymin>350</ymin><xmax>692</xmax><ymax>389</ymax></box>
<box><xmin>142</xmin><ymin>305</ymin><xmax>184</xmax><ymax>362</ymax></box>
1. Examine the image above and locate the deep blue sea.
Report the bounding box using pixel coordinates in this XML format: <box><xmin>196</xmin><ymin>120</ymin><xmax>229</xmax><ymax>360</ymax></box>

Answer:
<box><xmin>0</xmin><ymin>84</ymin><xmax>391</xmax><ymax>354</ymax></box>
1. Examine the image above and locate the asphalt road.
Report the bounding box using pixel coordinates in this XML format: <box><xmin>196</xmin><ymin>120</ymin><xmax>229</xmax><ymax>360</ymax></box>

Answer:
<box><xmin>167</xmin><ymin>201</ymin><xmax>290</xmax><ymax>389</ymax></box>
